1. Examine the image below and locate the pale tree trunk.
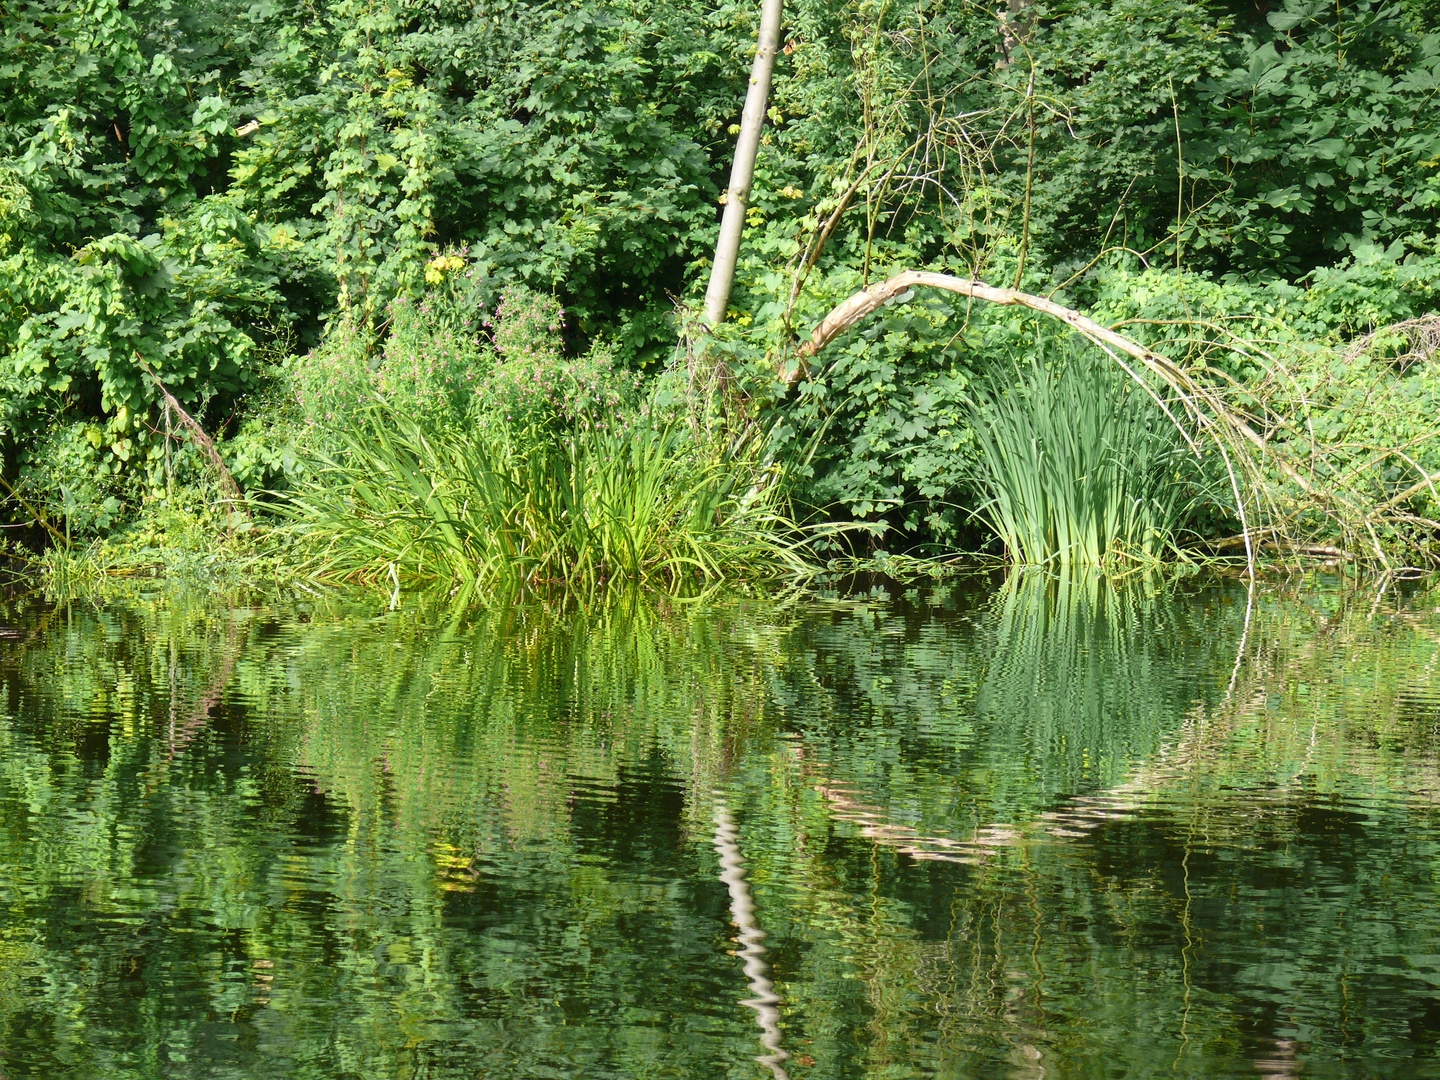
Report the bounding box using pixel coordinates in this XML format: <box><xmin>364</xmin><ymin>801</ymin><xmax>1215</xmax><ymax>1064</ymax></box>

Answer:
<box><xmin>703</xmin><ymin>0</ymin><xmax>784</xmax><ymax>328</ymax></box>
<box><xmin>997</xmin><ymin>0</ymin><xmax>1035</xmax><ymax>63</ymax></box>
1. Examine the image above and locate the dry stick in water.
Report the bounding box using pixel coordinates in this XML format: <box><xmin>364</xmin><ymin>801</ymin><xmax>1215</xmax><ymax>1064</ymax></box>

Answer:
<box><xmin>134</xmin><ymin>353</ymin><xmax>250</xmax><ymax>521</ymax></box>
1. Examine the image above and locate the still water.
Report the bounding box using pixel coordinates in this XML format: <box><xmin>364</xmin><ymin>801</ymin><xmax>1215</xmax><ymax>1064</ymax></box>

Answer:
<box><xmin>3</xmin><ymin>573</ymin><xmax>1440</xmax><ymax>1079</ymax></box>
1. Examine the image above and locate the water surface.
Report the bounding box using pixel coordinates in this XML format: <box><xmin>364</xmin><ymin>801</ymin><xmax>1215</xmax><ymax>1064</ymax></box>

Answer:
<box><xmin>2</xmin><ymin>574</ymin><xmax>1439</xmax><ymax>1078</ymax></box>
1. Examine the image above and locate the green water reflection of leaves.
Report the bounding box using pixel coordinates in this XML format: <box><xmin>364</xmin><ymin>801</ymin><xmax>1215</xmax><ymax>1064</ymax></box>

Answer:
<box><xmin>0</xmin><ymin>575</ymin><xmax>1438</xmax><ymax>1077</ymax></box>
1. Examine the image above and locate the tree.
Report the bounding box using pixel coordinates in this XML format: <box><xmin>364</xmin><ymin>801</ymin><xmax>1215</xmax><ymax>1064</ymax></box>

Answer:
<box><xmin>703</xmin><ymin>0</ymin><xmax>784</xmax><ymax>327</ymax></box>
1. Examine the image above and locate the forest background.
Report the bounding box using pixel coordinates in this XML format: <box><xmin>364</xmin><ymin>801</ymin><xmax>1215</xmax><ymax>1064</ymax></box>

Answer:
<box><xmin>4</xmin><ymin>0</ymin><xmax>1440</xmax><ymax>585</ymax></box>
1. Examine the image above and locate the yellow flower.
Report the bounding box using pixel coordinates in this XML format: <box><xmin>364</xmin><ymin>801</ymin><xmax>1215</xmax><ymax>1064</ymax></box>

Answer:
<box><xmin>425</xmin><ymin>253</ymin><xmax>466</xmax><ymax>283</ymax></box>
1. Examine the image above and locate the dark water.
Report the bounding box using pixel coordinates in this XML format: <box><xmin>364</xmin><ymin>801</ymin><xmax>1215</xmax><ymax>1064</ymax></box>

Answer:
<box><xmin>3</xmin><ymin>573</ymin><xmax>1440</xmax><ymax>1079</ymax></box>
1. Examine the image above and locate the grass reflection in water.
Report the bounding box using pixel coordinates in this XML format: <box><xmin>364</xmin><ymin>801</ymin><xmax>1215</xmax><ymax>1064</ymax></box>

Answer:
<box><xmin>1</xmin><ymin>574</ymin><xmax>1439</xmax><ymax>1078</ymax></box>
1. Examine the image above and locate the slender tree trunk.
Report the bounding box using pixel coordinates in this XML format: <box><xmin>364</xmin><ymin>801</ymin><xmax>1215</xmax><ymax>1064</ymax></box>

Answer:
<box><xmin>997</xmin><ymin>0</ymin><xmax>1036</xmax><ymax>64</ymax></box>
<box><xmin>703</xmin><ymin>0</ymin><xmax>784</xmax><ymax>328</ymax></box>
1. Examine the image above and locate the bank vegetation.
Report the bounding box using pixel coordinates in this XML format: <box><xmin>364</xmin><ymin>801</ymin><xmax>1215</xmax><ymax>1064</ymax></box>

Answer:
<box><xmin>3</xmin><ymin>0</ymin><xmax>1440</xmax><ymax>595</ymax></box>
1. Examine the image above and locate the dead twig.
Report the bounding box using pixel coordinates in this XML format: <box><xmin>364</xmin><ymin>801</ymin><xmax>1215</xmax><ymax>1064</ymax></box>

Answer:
<box><xmin>134</xmin><ymin>352</ymin><xmax>251</xmax><ymax>521</ymax></box>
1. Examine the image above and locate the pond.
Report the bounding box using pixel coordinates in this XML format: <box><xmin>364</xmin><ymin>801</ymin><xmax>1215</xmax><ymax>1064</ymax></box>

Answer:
<box><xmin>2</xmin><ymin>573</ymin><xmax>1440</xmax><ymax>1079</ymax></box>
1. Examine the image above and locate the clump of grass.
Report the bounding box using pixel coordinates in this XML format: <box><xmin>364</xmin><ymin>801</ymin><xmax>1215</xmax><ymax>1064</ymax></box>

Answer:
<box><xmin>964</xmin><ymin>340</ymin><xmax>1203</xmax><ymax>568</ymax></box>
<box><xmin>275</xmin><ymin>282</ymin><xmax>829</xmax><ymax>600</ymax></box>
<box><xmin>275</xmin><ymin>396</ymin><xmax>815</xmax><ymax>602</ymax></box>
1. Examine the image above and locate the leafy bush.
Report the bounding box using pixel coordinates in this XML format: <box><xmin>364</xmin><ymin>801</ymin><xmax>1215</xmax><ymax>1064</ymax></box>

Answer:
<box><xmin>474</xmin><ymin>286</ymin><xmax>638</xmax><ymax>438</ymax></box>
<box><xmin>17</xmin><ymin>421</ymin><xmax>135</xmax><ymax>540</ymax></box>
<box><xmin>288</xmin><ymin>321</ymin><xmax>377</xmax><ymax>435</ymax></box>
<box><xmin>374</xmin><ymin>295</ymin><xmax>488</xmax><ymax>423</ymax></box>
<box><xmin>287</xmin><ymin>282</ymin><xmax>635</xmax><ymax>440</ymax></box>
<box><xmin>766</xmin><ymin>285</ymin><xmax>999</xmax><ymax>545</ymax></box>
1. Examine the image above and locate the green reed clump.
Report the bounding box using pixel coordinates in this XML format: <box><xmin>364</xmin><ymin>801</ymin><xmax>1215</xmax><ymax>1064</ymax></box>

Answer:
<box><xmin>965</xmin><ymin>342</ymin><xmax>1201</xmax><ymax>567</ymax></box>
<box><xmin>275</xmin><ymin>282</ymin><xmax>821</xmax><ymax>599</ymax></box>
<box><xmin>276</xmin><ymin>397</ymin><xmax>813</xmax><ymax>601</ymax></box>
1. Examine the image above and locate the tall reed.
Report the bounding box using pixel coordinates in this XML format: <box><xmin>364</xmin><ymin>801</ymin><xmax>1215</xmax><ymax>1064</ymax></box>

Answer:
<box><xmin>275</xmin><ymin>400</ymin><xmax>814</xmax><ymax>600</ymax></box>
<box><xmin>964</xmin><ymin>342</ymin><xmax>1200</xmax><ymax>567</ymax></box>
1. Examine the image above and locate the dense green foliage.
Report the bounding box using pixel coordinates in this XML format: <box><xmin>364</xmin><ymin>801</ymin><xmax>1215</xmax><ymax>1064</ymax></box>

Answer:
<box><xmin>1</xmin><ymin>0</ymin><xmax>754</xmax><ymax>548</ymax></box>
<box><xmin>3</xmin><ymin>0</ymin><xmax>1440</xmax><ymax>574</ymax></box>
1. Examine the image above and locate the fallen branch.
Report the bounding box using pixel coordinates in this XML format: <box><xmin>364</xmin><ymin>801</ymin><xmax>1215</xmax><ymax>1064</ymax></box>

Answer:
<box><xmin>787</xmin><ymin>272</ymin><xmax>1227</xmax><ymax>430</ymax></box>
<box><xmin>134</xmin><ymin>353</ymin><xmax>251</xmax><ymax>520</ymax></box>
<box><xmin>780</xmin><ymin>270</ymin><xmax>1281</xmax><ymax>569</ymax></box>
<box><xmin>1204</xmin><ymin>531</ymin><xmax>1356</xmax><ymax>561</ymax></box>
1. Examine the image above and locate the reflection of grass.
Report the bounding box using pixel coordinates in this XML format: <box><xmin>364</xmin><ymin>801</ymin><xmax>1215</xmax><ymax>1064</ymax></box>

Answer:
<box><xmin>285</xmin><ymin>587</ymin><xmax>793</xmax><ymax>842</ymax></box>
<box><xmin>965</xmin><ymin>343</ymin><xmax>1200</xmax><ymax>568</ymax></box>
<box><xmin>976</xmin><ymin>569</ymin><xmax>1206</xmax><ymax>801</ymax></box>
<box><xmin>32</xmin><ymin>502</ymin><xmax>284</xmax><ymax>602</ymax></box>
<box><xmin>970</xmin><ymin>574</ymin><xmax>1440</xmax><ymax>827</ymax></box>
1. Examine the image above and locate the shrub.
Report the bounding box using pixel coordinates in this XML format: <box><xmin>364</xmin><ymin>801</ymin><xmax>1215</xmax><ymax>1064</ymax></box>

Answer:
<box><xmin>374</xmin><ymin>295</ymin><xmax>487</xmax><ymax>424</ymax></box>
<box><xmin>475</xmin><ymin>286</ymin><xmax>637</xmax><ymax>438</ymax></box>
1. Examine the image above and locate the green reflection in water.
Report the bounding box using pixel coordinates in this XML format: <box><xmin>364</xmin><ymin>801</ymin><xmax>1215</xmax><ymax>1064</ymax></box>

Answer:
<box><xmin>1</xmin><ymin>575</ymin><xmax>1438</xmax><ymax>1078</ymax></box>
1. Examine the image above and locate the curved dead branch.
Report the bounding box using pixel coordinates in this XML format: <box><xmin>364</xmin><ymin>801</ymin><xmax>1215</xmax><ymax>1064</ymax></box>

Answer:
<box><xmin>783</xmin><ymin>272</ymin><xmax>1248</xmax><ymax>449</ymax></box>
<box><xmin>780</xmin><ymin>271</ymin><xmax>1279</xmax><ymax>568</ymax></box>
